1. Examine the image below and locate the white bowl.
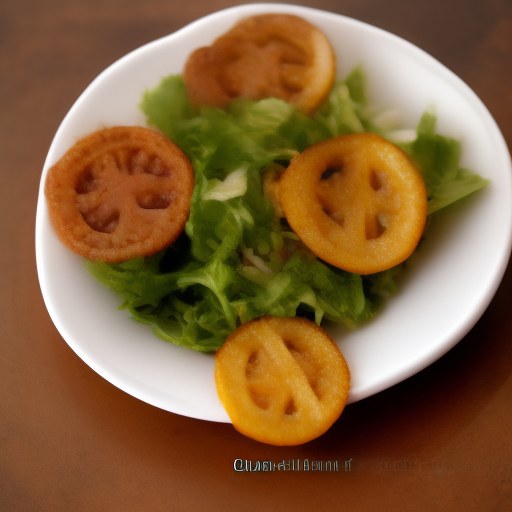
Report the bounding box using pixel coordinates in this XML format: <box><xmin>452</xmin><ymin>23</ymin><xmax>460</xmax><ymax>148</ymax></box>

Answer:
<box><xmin>36</xmin><ymin>3</ymin><xmax>512</xmax><ymax>422</ymax></box>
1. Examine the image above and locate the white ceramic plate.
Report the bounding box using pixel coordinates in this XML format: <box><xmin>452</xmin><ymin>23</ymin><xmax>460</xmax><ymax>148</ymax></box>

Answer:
<box><xmin>36</xmin><ymin>3</ymin><xmax>512</xmax><ymax>422</ymax></box>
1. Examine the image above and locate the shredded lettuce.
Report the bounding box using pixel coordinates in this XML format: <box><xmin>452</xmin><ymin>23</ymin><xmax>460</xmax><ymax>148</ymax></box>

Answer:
<box><xmin>86</xmin><ymin>68</ymin><xmax>489</xmax><ymax>352</ymax></box>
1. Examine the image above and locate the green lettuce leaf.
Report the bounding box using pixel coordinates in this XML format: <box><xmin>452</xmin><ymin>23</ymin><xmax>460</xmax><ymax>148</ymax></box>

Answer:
<box><xmin>401</xmin><ymin>110</ymin><xmax>490</xmax><ymax>214</ymax></box>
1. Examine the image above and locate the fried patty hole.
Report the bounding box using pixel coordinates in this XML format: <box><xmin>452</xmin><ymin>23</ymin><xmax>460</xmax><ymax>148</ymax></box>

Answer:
<box><xmin>245</xmin><ymin>351</ymin><xmax>260</xmax><ymax>379</ymax></box>
<box><xmin>248</xmin><ymin>386</ymin><xmax>271</xmax><ymax>410</ymax></box>
<box><xmin>284</xmin><ymin>398</ymin><xmax>297</xmax><ymax>415</ymax></box>
<box><xmin>137</xmin><ymin>192</ymin><xmax>172</xmax><ymax>210</ymax></box>
<box><xmin>370</xmin><ymin>170</ymin><xmax>383</xmax><ymax>191</ymax></box>
<box><xmin>321</xmin><ymin>166</ymin><xmax>342</xmax><ymax>180</ymax></box>
<box><xmin>82</xmin><ymin>206</ymin><xmax>120</xmax><ymax>233</ymax></box>
<box><xmin>75</xmin><ymin>167</ymin><xmax>98</xmax><ymax>194</ymax></box>
<box><xmin>365</xmin><ymin>214</ymin><xmax>387</xmax><ymax>240</ymax></box>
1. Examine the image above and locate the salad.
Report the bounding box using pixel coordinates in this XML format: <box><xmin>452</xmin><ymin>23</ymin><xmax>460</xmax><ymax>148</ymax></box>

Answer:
<box><xmin>84</xmin><ymin>66</ymin><xmax>489</xmax><ymax>353</ymax></box>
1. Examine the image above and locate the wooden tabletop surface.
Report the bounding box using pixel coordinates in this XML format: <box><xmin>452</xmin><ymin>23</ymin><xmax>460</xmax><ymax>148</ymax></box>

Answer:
<box><xmin>2</xmin><ymin>1</ymin><xmax>512</xmax><ymax>510</ymax></box>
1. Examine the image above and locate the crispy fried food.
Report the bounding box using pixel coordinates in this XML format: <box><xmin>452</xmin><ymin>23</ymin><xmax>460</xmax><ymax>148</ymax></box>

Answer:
<box><xmin>215</xmin><ymin>316</ymin><xmax>350</xmax><ymax>446</ymax></box>
<box><xmin>262</xmin><ymin>163</ymin><xmax>285</xmax><ymax>219</ymax></box>
<box><xmin>45</xmin><ymin>126</ymin><xmax>194</xmax><ymax>262</ymax></box>
<box><xmin>279</xmin><ymin>133</ymin><xmax>427</xmax><ymax>275</ymax></box>
<box><xmin>184</xmin><ymin>14</ymin><xmax>336</xmax><ymax>115</ymax></box>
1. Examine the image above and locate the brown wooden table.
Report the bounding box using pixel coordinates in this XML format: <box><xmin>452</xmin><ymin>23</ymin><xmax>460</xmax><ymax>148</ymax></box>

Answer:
<box><xmin>2</xmin><ymin>1</ymin><xmax>512</xmax><ymax>510</ymax></box>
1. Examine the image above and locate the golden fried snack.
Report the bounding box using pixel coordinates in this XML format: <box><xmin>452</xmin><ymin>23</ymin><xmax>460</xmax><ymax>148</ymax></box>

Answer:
<box><xmin>184</xmin><ymin>14</ymin><xmax>336</xmax><ymax>115</ymax></box>
<box><xmin>279</xmin><ymin>133</ymin><xmax>427</xmax><ymax>275</ymax></box>
<box><xmin>45</xmin><ymin>126</ymin><xmax>194</xmax><ymax>262</ymax></box>
<box><xmin>262</xmin><ymin>163</ymin><xmax>285</xmax><ymax>219</ymax></box>
<box><xmin>215</xmin><ymin>316</ymin><xmax>350</xmax><ymax>446</ymax></box>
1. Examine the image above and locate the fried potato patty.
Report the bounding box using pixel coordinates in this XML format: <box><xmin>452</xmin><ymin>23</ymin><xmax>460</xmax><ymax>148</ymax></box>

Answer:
<box><xmin>215</xmin><ymin>316</ymin><xmax>350</xmax><ymax>445</ymax></box>
<box><xmin>45</xmin><ymin>126</ymin><xmax>194</xmax><ymax>262</ymax></box>
<box><xmin>279</xmin><ymin>133</ymin><xmax>427</xmax><ymax>274</ymax></box>
<box><xmin>184</xmin><ymin>14</ymin><xmax>336</xmax><ymax>115</ymax></box>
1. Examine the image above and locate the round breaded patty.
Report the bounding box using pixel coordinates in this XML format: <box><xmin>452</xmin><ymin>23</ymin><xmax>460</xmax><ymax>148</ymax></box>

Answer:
<box><xmin>45</xmin><ymin>126</ymin><xmax>194</xmax><ymax>262</ymax></box>
<box><xmin>215</xmin><ymin>316</ymin><xmax>350</xmax><ymax>445</ymax></box>
<box><xmin>184</xmin><ymin>14</ymin><xmax>336</xmax><ymax>115</ymax></box>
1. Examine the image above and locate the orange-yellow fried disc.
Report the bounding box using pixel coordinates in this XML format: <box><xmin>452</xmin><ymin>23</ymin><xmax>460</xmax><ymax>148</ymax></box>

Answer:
<box><xmin>279</xmin><ymin>133</ymin><xmax>427</xmax><ymax>274</ymax></box>
<box><xmin>45</xmin><ymin>126</ymin><xmax>194</xmax><ymax>262</ymax></box>
<box><xmin>262</xmin><ymin>163</ymin><xmax>286</xmax><ymax>219</ymax></box>
<box><xmin>184</xmin><ymin>14</ymin><xmax>336</xmax><ymax>115</ymax></box>
<box><xmin>215</xmin><ymin>316</ymin><xmax>350</xmax><ymax>446</ymax></box>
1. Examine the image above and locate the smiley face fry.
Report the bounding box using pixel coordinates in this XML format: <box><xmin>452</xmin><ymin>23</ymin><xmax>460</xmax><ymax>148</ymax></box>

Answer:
<box><xmin>279</xmin><ymin>133</ymin><xmax>427</xmax><ymax>274</ymax></box>
<box><xmin>215</xmin><ymin>316</ymin><xmax>350</xmax><ymax>446</ymax></box>
<box><xmin>45</xmin><ymin>126</ymin><xmax>194</xmax><ymax>262</ymax></box>
<box><xmin>184</xmin><ymin>14</ymin><xmax>336</xmax><ymax>115</ymax></box>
